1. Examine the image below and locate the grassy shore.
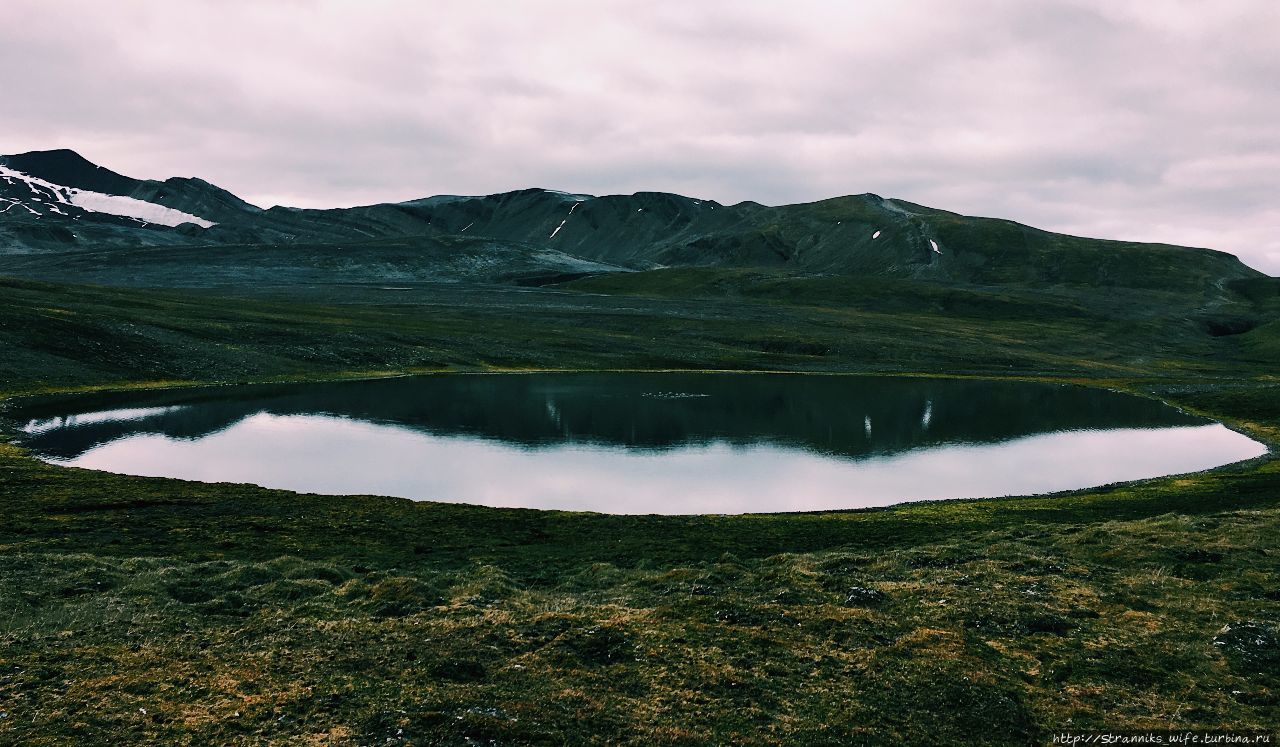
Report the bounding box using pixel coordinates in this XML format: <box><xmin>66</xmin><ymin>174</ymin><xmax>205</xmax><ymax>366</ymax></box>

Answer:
<box><xmin>0</xmin><ymin>274</ymin><xmax>1277</xmax><ymax>744</ymax></box>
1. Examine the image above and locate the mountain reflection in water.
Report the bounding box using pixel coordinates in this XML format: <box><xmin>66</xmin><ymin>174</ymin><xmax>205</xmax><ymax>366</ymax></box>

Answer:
<box><xmin>11</xmin><ymin>373</ymin><xmax>1267</xmax><ymax>513</ymax></box>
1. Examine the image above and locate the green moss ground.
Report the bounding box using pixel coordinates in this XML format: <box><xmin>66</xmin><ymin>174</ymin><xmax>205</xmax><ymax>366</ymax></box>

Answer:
<box><xmin>0</xmin><ymin>273</ymin><xmax>1277</xmax><ymax>744</ymax></box>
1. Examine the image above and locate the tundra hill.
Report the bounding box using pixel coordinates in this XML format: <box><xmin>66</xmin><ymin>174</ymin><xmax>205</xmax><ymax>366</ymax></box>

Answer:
<box><xmin>0</xmin><ymin>149</ymin><xmax>1266</xmax><ymax>299</ymax></box>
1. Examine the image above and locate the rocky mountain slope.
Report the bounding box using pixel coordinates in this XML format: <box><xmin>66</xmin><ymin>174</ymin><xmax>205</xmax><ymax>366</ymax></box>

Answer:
<box><xmin>0</xmin><ymin>149</ymin><xmax>1266</xmax><ymax>295</ymax></box>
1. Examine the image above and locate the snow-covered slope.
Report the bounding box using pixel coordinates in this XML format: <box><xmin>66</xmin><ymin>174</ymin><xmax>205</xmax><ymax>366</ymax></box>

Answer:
<box><xmin>0</xmin><ymin>164</ymin><xmax>215</xmax><ymax>228</ymax></box>
<box><xmin>66</xmin><ymin>189</ymin><xmax>215</xmax><ymax>228</ymax></box>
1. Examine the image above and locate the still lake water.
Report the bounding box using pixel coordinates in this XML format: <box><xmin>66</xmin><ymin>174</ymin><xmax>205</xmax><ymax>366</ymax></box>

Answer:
<box><xmin>11</xmin><ymin>374</ymin><xmax>1268</xmax><ymax>514</ymax></box>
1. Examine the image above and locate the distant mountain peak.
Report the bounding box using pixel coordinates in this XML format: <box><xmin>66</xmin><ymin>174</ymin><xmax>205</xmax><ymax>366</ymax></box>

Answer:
<box><xmin>9</xmin><ymin>147</ymin><xmax>95</xmax><ymax>163</ymax></box>
<box><xmin>1</xmin><ymin>148</ymin><xmax>140</xmax><ymax>196</ymax></box>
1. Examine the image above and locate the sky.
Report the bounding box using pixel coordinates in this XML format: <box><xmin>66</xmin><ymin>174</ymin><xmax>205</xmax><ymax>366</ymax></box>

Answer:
<box><xmin>3</xmin><ymin>0</ymin><xmax>1277</xmax><ymax>273</ymax></box>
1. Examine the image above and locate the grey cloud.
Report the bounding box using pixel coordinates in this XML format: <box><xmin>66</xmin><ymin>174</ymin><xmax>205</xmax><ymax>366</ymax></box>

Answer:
<box><xmin>1</xmin><ymin>0</ymin><xmax>1276</xmax><ymax>272</ymax></box>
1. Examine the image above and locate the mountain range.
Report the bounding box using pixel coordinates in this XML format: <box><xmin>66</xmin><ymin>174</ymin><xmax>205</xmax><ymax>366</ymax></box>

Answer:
<box><xmin>1</xmin><ymin>148</ymin><xmax>1267</xmax><ymax>296</ymax></box>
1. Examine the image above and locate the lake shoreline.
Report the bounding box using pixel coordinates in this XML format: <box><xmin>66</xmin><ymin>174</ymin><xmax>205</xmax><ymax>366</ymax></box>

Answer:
<box><xmin>2</xmin><ymin>275</ymin><xmax>1278</xmax><ymax>743</ymax></box>
<box><xmin>7</xmin><ymin>368</ymin><xmax>1269</xmax><ymax>519</ymax></box>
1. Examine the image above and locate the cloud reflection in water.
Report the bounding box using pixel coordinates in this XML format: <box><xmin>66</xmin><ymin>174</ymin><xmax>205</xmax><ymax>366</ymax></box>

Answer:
<box><xmin>52</xmin><ymin>413</ymin><xmax>1267</xmax><ymax>514</ymax></box>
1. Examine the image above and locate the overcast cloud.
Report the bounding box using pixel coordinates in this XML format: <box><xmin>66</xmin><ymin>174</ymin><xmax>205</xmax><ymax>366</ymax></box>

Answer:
<box><xmin>2</xmin><ymin>0</ymin><xmax>1277</xmax><ymax>272</ymax></box>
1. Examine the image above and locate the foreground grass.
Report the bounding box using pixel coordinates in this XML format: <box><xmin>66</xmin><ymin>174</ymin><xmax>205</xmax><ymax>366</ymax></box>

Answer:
<box><xmin>0</xmin><ymin>275</ymin><xmax>1278</xmax><ymax>744</ymax></box>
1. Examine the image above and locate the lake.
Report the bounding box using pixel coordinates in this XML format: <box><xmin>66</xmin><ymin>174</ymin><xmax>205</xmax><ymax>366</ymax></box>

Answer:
<box><xmin>10</xmin><ymin>373</ymin><xmax>1268</xmax><ymax>514</ymax></box>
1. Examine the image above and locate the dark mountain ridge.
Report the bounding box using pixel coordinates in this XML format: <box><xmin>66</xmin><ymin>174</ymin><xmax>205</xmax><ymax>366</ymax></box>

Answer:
<box><xmin>0</xmin><ymin>149</ymin><xmax>1267</xmax><ymax>297</ymax></box>
<box><xmin>2</xmin><ymin>149</ymin><xmax>140</xmax><ymax>194</ymax></box>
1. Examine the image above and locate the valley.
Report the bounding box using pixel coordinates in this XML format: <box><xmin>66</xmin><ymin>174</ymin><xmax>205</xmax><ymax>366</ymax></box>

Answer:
<box><xmin>0</xmin><ymin>150</ymin><xmax>1277</xmax><ymax>744</ymax></box>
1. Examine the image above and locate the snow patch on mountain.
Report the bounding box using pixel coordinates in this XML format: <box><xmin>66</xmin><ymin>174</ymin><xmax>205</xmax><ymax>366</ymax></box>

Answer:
<box><xmin>0</xmin><ymin>164</ymin><xmax>215</xmax><ymax>228</ymax></box>
<box><xmin>0</xmin><ymin>165</ymin><xmax>69</xmax><ymax>198</ymax></box>
<box><xmin>549</xmin><ymin>201</ymin><xmax>581</xmax><ymax>239</ymax></box>
<box><xmin>542</xmin><ymin>189</ymin><xmax>592</xmax><ymax>202</ymax></box>
<box><xmin>881</xmin><ymin>198</ymin><xmax>913</xmax><ymax>215</ymax></box>
<box><xmin>67</xmin><ymin>191</ymin><xmax>215</xmax><ymax>228</ymax></box>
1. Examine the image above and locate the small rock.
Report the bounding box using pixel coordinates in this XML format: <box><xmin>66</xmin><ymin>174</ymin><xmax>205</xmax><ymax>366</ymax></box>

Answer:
<box><xmin>1213</xmin><ymin>620</ymin><xmax>1280</xmax><ymax>673</ymax></box>
<box><xmin>843</xmin><ymin>586</ymin><xmax>887</xmax><ymax>607</ymax></box>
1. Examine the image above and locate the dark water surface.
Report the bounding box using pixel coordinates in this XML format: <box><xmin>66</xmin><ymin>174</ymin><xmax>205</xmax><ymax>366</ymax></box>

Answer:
<box><xmin>10</xmin><ymin>373</ymin><xmax>1267</xmax><ymax>514</ymax></box>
